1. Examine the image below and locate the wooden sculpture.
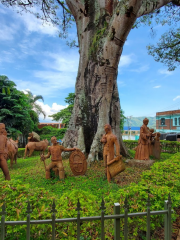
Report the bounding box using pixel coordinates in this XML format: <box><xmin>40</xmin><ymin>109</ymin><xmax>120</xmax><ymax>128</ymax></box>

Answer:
<box><xmin>41</xmin><ymin>136</ymin><xmax>77</xmax><ymax>180</ymax></box>
<box><xmin>0</xmin><ymin>123</ymin><xmax>10</xmax><ymax>180</ymax></box>
<box><xmin>100</xmin><ymin>124</ymin><xmax>125</xmax><ymax>182</ymax></box>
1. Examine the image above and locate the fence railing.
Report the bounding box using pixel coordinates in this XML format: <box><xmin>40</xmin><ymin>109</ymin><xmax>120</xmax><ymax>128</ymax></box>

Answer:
<box><xmin>0</xmin><ymin>194</ymin><xmax>173</xmax><ymax>240</ymax></box>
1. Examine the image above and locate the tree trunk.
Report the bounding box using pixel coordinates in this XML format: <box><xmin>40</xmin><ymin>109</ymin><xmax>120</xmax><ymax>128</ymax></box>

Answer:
<box><xmin>64</xmin><ymin>0</ymin><xmax>172</xmax><ymax>162</ymax></box>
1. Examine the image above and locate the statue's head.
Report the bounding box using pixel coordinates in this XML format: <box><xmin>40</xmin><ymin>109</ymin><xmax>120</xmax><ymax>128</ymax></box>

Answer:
<box><xmin>0</xmin><ymin>123</ymin><xmax>6</xmax><ymax>135</ymax></box>
<box><xmin>51</xmin><ymin>136</ymin><xmax>57</xmax><ymax>144</ymax></box>
<box><xmin>0</xmin><ymin>123</ymin><xmax>5</xmax><ymax>129</ymax></box>
<box><xmin>149</xmin><ymin>128</ymin><xmax>154</xmax><ymax>133</ymax></box>
<box><xmin>143</xmin><ymin>118</ymin><xmax>149</xmax><ymax>125</ymax></box>
<box><xmin>104</xmin><ymin>124</ymin><xmax>112</xmax><ymax>134</ymax></box>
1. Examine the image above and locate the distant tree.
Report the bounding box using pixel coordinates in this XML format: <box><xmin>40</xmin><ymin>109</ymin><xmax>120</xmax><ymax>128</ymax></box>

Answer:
<box><xmin>135</xmin><ymin>3</ymin><xmax>180</xmax><ymax>71</ymax></box>
<box><xmin>0</xmin><ymin>75</ymin><xmax>37</xmax><ymax>137</ymax></box>
<box><xmin>49</xmin><ymin>93</ymin><xmax>75</xmax><ymax>128</ymax></box>
<box><xmin>25</xmin><ymin>90</ymin><xmax>46</xmax><ymax>118</ymax></box>
<box><xmin>147</xmin><ymin>29</ymin><xmax>180</xmax><ymax>71</ymax></box>
<box><xmin>120</xmin><ymin>109</ymin><xmax>126</xmax><ymax>133</ymax></box>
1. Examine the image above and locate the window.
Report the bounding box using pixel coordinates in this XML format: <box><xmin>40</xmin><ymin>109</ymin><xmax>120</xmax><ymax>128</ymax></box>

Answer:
<box><xmin>179</xmin><ymin>117</ymin><xmax>180</xmax><ymax>126</ymax></box>
<box><xmin>175</xmin><ymin>118</ymin><xmax>177</xmax><ymax>126</ymax></box>
<box><xmin>161</xmin><ymin>118</ymin><xmax>165</xmax><ymax>125</ymax></box>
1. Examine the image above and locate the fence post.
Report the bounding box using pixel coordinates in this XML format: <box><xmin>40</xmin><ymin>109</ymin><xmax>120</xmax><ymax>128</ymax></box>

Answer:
<box><xmin>164</xmin><ymin>200</ymin><xmax>168</xmax><ymax>240</ymax></box>
<box><xmin>76</xmin><ymin>199</ymin><xmax>82</xmax><ymax>240</ymax></box>
<box><xmin>0</xmin><ymin>203</ymin><xmax>6</xmax><ymax>240</ymax></box>
<box><xmin>26</xmin><ymin>201</ymin><xmax>32</xmax><ymax>240</ymax></box>
<box><xmin>124</xmin><ymin>197</ymin><xmax>129</xmax><ymax>240</ymax></box>
<box><xmin>100</xmin><ymin>198</ymin><xmax>106</xmax><ymax>240</ymax></box>
<box><xmin>114</xmin><ymin>203</ymin><xmax>120</xmax><ymax>240</ymax></box>
<box><xmin>146</xmin><ymin>195</ymin><xmax>151</xmax><ymax>240</ymax></box>
<box><xmin>167</xmin><ymin>194</ymin><xmax>172</xmax><ymax>240</ymax></box>
<box><xmin>51</xmin><ymin>199</ymin><xmax>57</xmax><ymax>240</ymax></box>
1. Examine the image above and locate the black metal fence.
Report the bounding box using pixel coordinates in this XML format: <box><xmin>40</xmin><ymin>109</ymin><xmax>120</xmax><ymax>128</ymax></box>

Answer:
<box><xmin>0</xmin><ymin>194</ymin><xmax>173</xmax><ymax>240</ymax></box>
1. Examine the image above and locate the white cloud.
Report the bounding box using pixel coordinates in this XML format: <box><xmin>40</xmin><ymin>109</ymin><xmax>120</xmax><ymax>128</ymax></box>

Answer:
<box><xmin>15</xmin><ymin>71</ymin><xmax>76</xmax><ymax>98</ymax></box>
<box><xmin>153</xmin><ymin>85</ymin><xmax>161</xmax><ymax>88</ymax></box>
<box><xmin>18</xmin><ymin>38</ymin><xmax>41</xmax><ymax>55</ymax></box>
<box><xmin>19</xmin><ymin>12</ymin><xmax>58</xmax><ymax>36</ymax></box>
<box><xmin>22</xmin><ymin>89</ymin><xmax>31</xmax><ymax>94</ymax></box>
<box><xmin>119</xmin><ymin>54</ymin><xmax>135</xmax><ymax>68</ymax></box>
<box><xmin>118</xmin><ymin>80</ymin><xmax>126</xmax><ymax>87</ymax></box>
<box><xmin>158</xmin><ymin>69</ymin><xmax>173</xmax><ymax>76</ymax></box>
<box><xmin>41</xmin><ymin>51</ymin><xmax>79</xmax><ymax>72</ymax></box>
<box><xmin>131</xmin><ymin>64</ymin><xmax>149</xmax><ymax>73</ymax></box>
<box><xmin>34</xmin><ymin>71</ymin><xmax>76</xmax><ymax>89</ymax></box>
<box><xmin>37</xmin><ymin>101</ymin><xmax>68</xmax><ymax>122</ymax></box>
<box><xmin>0</xmin><ymin>51</ymin><xmax>14</xmax><ymax>64</ymax></box>
<box><xmin>173</xmin><ymin>96</ymin><xmax>180</xmax><ymax>101</ymax></box>
<box><xmin>0</xmin><ymin>24</ymin><xmax>17</xmax><ymax>41</ymax></box>
<box><xmin>0</xmin><ymin>6</ymin><xmax>6</xmax><ymax>14</ymax></box>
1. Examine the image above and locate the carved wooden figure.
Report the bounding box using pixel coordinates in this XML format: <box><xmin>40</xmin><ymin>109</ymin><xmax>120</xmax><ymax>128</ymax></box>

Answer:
<box><xmin>100</xmin><ymin>124</ymin><xmax>125</xmax><ymax>182</ymax></box>
<box><xmin>24</xmin><ymin>139</ymin><xmax>49</xmax><ymax>158</ymax></box>
<box><xmin>1</xmin><ymin>127</ymin><xmax>18</xmax><ymax>167</ymax></box>
<box><xmin>153</xmin><ymin>132</ymin><xmax>161</xmax><ymax>159</ymax></box>
<box><xmin>41</xmin><ymin>136</ymin><xmax>77</xmax><ymax>180</ymax></box>
<box><xmin>0</xmin><ymin>123</ymin><xmax>10</xmax><ymax>180</ymax></box>
<box><xmin>7</xmin><ymin>138</ymin><xmax>18</xmax><ymax>167</ymax></box>
<box><xmin>148</xmin><ymin>128</ymin><xmax>156</xmax><ymax>156</ymax></box>
<box><xmin>28</xmin><ymin>132</ymin><xmax>40</xmax><ymax>142</ymax></box>
<box><xmin>135</xmin><ymin>118</ymin><xmax>152</xmax><ymax>160</ymax></box>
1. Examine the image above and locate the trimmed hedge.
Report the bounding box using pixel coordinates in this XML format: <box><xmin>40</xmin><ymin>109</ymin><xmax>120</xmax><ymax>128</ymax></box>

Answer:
<box><xmin>123</xmin><ymin>140</ymin><xmax>180</xmax><ymax>153</ymax></box>
<box><xmin>1</xmin><ymin>152</ymin><xmax>180</xmax><ymax>239</ymax></box>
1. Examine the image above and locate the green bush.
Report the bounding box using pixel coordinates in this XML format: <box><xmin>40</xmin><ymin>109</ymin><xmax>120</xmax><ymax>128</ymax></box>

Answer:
<box><xmin>36</xmin><ymin>126</ymin><xmax>67</xmax><ymax>141</ymax></box>
<box><xmin>1</xmin><ymin>153</ymin><xmax>180</xmax><ymax>239</ymax></box>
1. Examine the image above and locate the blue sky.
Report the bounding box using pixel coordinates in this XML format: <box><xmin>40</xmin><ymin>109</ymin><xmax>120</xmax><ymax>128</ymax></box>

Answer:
<box><xmin>0</xmin><ymin>4</ymin><xmax>180</xmax><ymax>122</ymax></box>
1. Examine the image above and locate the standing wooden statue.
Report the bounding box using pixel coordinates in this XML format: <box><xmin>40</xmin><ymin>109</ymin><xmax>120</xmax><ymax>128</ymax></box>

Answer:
<box><xmin>0</xmin><ymin>123</ymin><xmax>10</xmax><ymax>180</ymax></box>
<box><xmin>135</xmin><ymin>118</ymin><xmax>155</xmax><ymax>160</ymax></box>
<box><xmin>100</xmin><ymin>124</ymin><xmax>125</xmax><ymax>182</ymax></box>
<box><xmin>153</xmin><ymin>132</ymin><xmax>162</xmax><ymax>159</ymax></box>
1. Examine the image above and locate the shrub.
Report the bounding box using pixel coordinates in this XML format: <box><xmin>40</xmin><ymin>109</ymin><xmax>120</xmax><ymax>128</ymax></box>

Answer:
<box><xmin>36</xmin><ymin>126</ymin><xmax>67</xmax><ymax>141</ymax></box>
<box><xmin>1</xmin><ymin>153</ymin><xmax>180</xmax><ymax>239</ymax></box>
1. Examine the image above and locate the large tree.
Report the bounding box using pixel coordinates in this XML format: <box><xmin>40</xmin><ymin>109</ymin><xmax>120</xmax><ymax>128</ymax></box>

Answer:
<box><xmin>1</xmin><ymin>0</ymin><xmax>179</xmax><ymax>162</ymax></box>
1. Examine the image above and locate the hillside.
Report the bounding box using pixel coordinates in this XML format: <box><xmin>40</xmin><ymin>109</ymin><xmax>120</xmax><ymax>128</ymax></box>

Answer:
<box><xmin>124</xmin><ymin>116</ymin><xmax>156</xmax><ymax>129</ymax></box>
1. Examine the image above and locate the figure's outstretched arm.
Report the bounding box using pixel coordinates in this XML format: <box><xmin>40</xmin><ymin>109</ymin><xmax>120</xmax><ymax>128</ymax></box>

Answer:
<box><xmin>64</xmin><ymin>147</ymin><xmax>78</xmax><ymax>152</ymax></box>
<box><xmin>43</xmin><ymin>148</ymin><xmax>51</xmax><ymax>159</ymax></box>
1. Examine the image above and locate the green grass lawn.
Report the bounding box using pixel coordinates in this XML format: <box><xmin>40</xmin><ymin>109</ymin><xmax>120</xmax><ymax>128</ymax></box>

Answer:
<box><xmin>0</xmin><ymin>152</ymin><xmax>180</xmax><ymax>239</ymax></box>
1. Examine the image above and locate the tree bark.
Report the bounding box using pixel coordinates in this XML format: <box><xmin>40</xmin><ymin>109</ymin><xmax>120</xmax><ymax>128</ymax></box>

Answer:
<box><xmin>64</xmin><ymin>0</ymin><xmax>173</xmax><ymax>162</ymax></box>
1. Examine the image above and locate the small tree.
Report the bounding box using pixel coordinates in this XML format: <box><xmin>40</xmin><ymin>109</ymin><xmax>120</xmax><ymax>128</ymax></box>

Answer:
<box><xmin>25</xmin><ymin>90</ymin><xmax>46</xmax><ymax>118</ymax></box>
<box><xmin>120</xmin><ymin>109</ymin><xmax>126</xmax><ymax>133</ymax></box>
<box><xmin>49</xmin><ymin>93</ymin><xmax>75</xmax><ymax>128</ymax></box>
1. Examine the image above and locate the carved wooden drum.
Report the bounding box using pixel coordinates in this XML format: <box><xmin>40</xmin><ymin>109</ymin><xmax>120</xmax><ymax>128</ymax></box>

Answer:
<box><xmin>69</xmin><ymin>150</ymin><xmax>87</xmax><ymax>176</ymax></box>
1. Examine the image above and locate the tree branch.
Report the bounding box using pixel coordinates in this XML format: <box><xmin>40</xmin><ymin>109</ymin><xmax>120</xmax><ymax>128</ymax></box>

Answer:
<box><xmin>66</xmin><ymin>0</ymin><xmax>85</xmax><ymax>20</ymax></box>
<box><xmin>56</xmin><ymin>0</ymin><xmax>71</xmax><ymax>14</ymax></box>
<box><xmin>137</xmin><ymin>0</ymin><xmax>173</xmax><ymax>17</ymax></box>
